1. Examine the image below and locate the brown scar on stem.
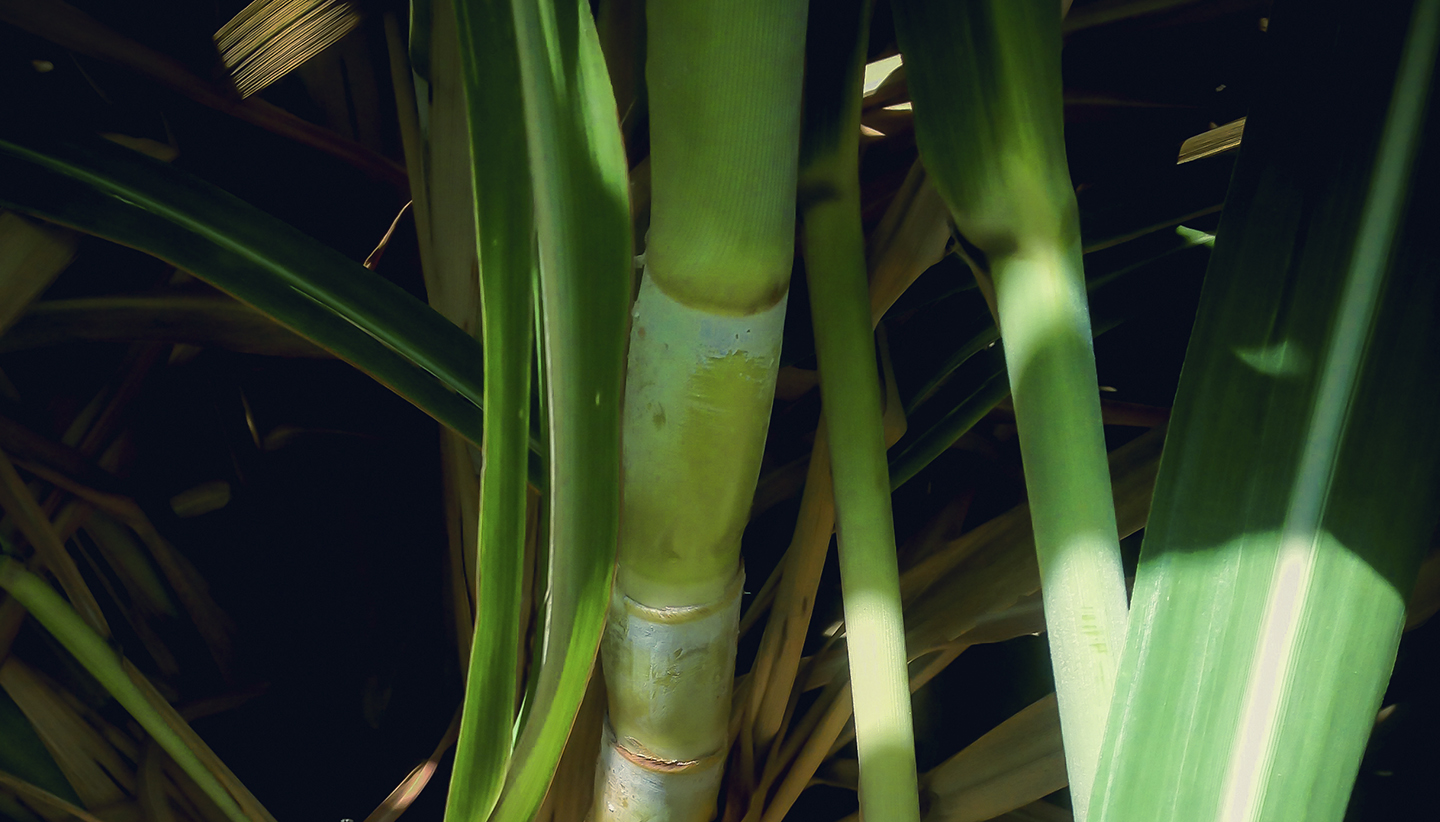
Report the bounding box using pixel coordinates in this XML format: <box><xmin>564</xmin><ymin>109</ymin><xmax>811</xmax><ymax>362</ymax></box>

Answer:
<box><xmin>613</xmin><ymin>739</ymin><xmax>708</xmax><ymax>774</ymax></box>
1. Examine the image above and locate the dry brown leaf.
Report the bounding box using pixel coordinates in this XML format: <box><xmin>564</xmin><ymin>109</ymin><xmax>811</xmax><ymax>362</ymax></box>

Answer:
<box><xmin>0</xmin><ymin>658</ymin><xmax>135</xmax><ymax>808</ymax></box>
<box><xmin>0</xmin><ymin>211</ymin><xmax>79</xmax><ymax>338</ymax></box>
<box><xmin>0</xmin><ymin>449</ymin><xmax>110</xmax><ymax>638</ymax></box>
<box><xmin>417</xmin><ymin>0</ymin><xmax>481</xmax><ymax>334</ymax></box>
<box><xmin>0</xmin><ymin>0</ymin><xmax>403</xmax><ymax>185</ymax></box>
<box><xmin>533</xmin><ymin>669</ymin><xmax>606</xmax><ymax>822</ymax></box>
<box><xmin>921</xmin><ymin>694</ymin><xmax>1067</xmax><ymax>822</ymax></box>
<box><xmin>0</xmin><ymin>769</ymin><xmax>111</xmax><ymax>822</ymax></box>
<box><xmin>992</xmin><ymin>800</ymin><xmax>1073</xmax><ymax>822</ymax></box>
<box><xmin>168</xmin><ymin>483</ymin><xmax>232</xmax><ymax>520</ymax></box>
<box><xmin>97</xmin><ymin>134</ymin><xmax>178</xmax><ymax>163</ymax></box>
<box><xmin>1405</xmin><ymin>541</ymin><xmax>1440</xmax><ymax>630</ymax></box>
<box><xmin>1</xmin><ymin>296</ymin><xmax>331</xmax><ymax>358</ymax></box>
<box><xmin>216</xmin><ymin>0</ymin><xmax>364</xmax><ymax>100</ymax></box>
<box><xmin>119</xmin><ymin>660</ymin><xmax>276</xmax><ymax>822</ymax></box>
<box><xmin>137</xmin><ymin>741</ymin><xmax>179</xmax><ymax>822</ymax></box>
<box><xmin>360</xmin><ymin>707</ymin><xmax>460</xmax><ymax>822</ymax></box>
<box><xmin>866</xmin><ymin>162</ymin><xmax>952</xmax><ymax>325</ymax></box>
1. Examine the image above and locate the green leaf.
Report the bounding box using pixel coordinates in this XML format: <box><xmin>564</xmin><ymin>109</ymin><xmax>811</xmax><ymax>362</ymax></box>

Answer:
<box><xmin>1090</xmin><ymin>2</ymin><xmax>1440</xmax><ymax>820</ymax></box>
<box><xmin>489</xmin><ymin>1</ymin><xmax>631</xmax><ymax>820</ymax></box>
<box><xmin>887</xmin><ymin>344</ymin><xmax>1009</xmax><ymax>493</ymax></box>
<box><xmin>0</xmin><ymin>131</ymin><xmax>489</xmax><ymax>450</ymax></box>
<box><xmin>0</xmin><ymin>555</ymin><xmax>272</xmax><ymax>822</ymax></box>
<box><xmin>445</xmin><ymin>0</ymin><xmax>536</xmax><ymax>820</ymax></box>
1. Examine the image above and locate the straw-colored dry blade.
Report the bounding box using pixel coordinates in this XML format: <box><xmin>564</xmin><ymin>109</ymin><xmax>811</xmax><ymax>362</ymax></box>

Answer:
<box><xmin>0</xmin><ymin>449</ymin><xmax>109</xmax><ymax>638</ymax></box>
<box><xmin>0</xmin><ymin>658</ymin><xmax>130</xmax><ymax>810</ymax></box>
<box><xmin>0</xmin><ymin>212</ymin><xmax>78</xmax><ymax>338</ymax></box>
<box><xmin>0</xmin><ymin>770</ymin><xmax>108</xmax><ymax>822</ymax></box>
<box><xmin>1176</xmin><ymin>118</ymin><xmax>1245</xmax><ymax>164</ymax></box>
<box><xmin>920</xmin><ymin>694</ymin><xmax>1066</xmax><ymax>822</ymax></box>
<box><xmin>215</xmin><ymin>0</ymin><xmax>365</xmax><ymax>99</ymax></box>
<box><xmin>0</xmin><ymin>0</ymin><xmax>403</xmax><ymax>185</ymax></box>
<box><xmin>0</xmin><ymin>559</ymin><xmax>276</xmax><ymax>822</ymax></box>
<box><xmin>0</xmin><ymin>295</ymin><xmax>330</xmax><ymax>357</ymax></box>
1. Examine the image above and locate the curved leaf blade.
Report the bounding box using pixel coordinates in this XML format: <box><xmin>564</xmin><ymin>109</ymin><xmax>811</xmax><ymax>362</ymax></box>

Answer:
<box><xmin>0</xmin><ymin>132</ymin><xmax>488</xmax><ymax>447</ymax></box>
<box><xmin>445</xmin><ymin>0</ymin><xmax>537</xmax><ymax>818</ymax></box>
<box><xmin>490</xmin><ymin>1</ymin><xmax>632</xmax><ymax>820</ymax></box>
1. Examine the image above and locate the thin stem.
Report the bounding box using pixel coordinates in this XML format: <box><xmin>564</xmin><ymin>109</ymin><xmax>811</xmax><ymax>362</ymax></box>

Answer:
<box><xmin>799</xmin><ymin>1</ymin><xmax>919</xmax><ymax>819</ymax></box>
<box><xmin>990</xmin><ymin>246</ymin><xmax>1127</xmax><ymax>814</ymax></box>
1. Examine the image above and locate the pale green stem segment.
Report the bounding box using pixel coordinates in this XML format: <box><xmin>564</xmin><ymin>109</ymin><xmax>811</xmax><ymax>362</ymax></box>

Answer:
<box><xmin>798</xmin><ymin>2</ymin><xmax>919</xmax><ymax>821</ymax></box>
<box><xmin>445</xmin><ymin>1</ymin><xmax>535</xmax><ymax>821</ymax></box>
<box><xmin>596</xmin><ymin>2</ymin><xmax>806</xmax><ymax>819</ymax></box>
<box><xmin>1089</xmin><ymin>2</ymin><xmax>1440</xmax><ymax>820</ymax></box>
<box><xmin>594</xmin><ymin>571</ymin><xmax>744</xmax><ymax>820</ymax></box>
<box><xmin>598</xmin><ymin>267</ymin><xmax>785</xmax><ymax>822</ymax></box>
<box><xmin>990</xmin><ymin>248</ymin><xmax>1126</xmax><ymax>818</ymax></box>
<box><xmin>891</xmin><ymin>3</ymin><xmax>1128</xmax><ymax>815</ymax></box>
<box><xmin>617</xmin><ymin>276</ymin><xmax>788</xmax><ymax>608</ymax></box>
<box><xmin>0</xmin><ymin>557</ymin><xmax>260</xmax><ymax>822</ymax></box>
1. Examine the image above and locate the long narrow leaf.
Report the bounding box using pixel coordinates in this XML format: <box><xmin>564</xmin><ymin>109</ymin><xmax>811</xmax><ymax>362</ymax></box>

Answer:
<box><xmin>0</xmin><ymin>555</ymin><xmax>271</xmax><ymax>822</ymax></box>
<box><xmin>490</xmin><ymin>1</ymin><xmax>631</xmax><ymax>820</ymax></box>
<box><xmin>0</xmin><ymin>133</ymin><xmax>489</xmax><ymax>449</ymax></box>
<box><xmin>445</xmin><ymin>0</ymin><xmax>536</xmax><ymax>820</ymax></box>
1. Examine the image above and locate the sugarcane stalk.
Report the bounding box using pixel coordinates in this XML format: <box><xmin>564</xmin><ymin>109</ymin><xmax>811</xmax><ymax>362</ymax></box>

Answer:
<box><xmin>593</xmin><ymin>2</ymin><xmax>806</xmax><ymax>819</ymax></box>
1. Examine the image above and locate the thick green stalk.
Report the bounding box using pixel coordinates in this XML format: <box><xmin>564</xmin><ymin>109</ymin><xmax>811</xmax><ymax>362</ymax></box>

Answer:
<box><xmin>595</xmin><ymin>2</ymin><xmax>806</xmax><ymax>819</ymax></box>
<box><xmin>445</xmin><ymin>0</ymin><xmax>534</xmax><ymax>820</ymax></box>
<box><xmin>1090</xmin><ymin>2</ymin><xmax>1440</xmax><ymax>820</ymax></box>
<box><xmin>641</xmin><ymin>1</ymin><xmax>805</xmax><ymax>315</ymax></box>
<box><xmin>798</xmin><ymin>1</ymin><xmax>919</xmax><ymax>821</ymax></box>
<box><xmin>891</xmin><ymin>3</ymin><xmax>1128</xmax><ymax>815</ymax></box>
